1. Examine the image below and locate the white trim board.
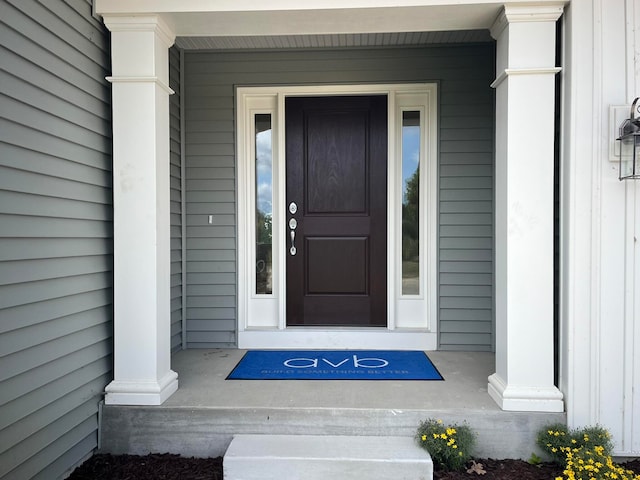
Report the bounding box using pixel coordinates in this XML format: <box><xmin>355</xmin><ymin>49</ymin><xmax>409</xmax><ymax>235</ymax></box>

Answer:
<box><xmin>236</xmin><ymin>84</ymin><xmax>438</xmax><ymax>350</ymax></box>
<box><xmin>239</xmin><ymin>329</ymin><xmax>438</xmax><ymax>351</ymax></box>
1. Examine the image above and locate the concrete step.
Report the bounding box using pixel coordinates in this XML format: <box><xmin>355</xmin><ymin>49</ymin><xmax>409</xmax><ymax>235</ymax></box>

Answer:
<box><xmin>223</xmin><ymin>434</ymin><xmax>433</xmax><ymax>480</ymax></box>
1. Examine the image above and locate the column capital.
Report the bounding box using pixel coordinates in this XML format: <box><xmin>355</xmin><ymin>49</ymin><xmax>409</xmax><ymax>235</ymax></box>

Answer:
<box><xmin>491</xmin><ymin>4</ymin><xmax>564</xmax><ymax>40</ymax></box>
<box><xmin>490</xmin><ymin>67</ymin><xmax>562</xmax><ymax>89</ymax></box>
<box><xmin>103</xmin><ymin>14</ymin><xmax>176</xmax><ymax>48</ymax></box>
<box><xmin>105</xmin><ymin>14</ymin><xmax>175</xmax><ymax>86</ymax></box>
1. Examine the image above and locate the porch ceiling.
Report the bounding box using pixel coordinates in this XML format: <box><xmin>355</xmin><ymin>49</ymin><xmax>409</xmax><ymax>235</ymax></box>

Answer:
<box><xmin>96</xmin><ymin>0</ymin><xmax>566</xmax><ymax>45</ymax></box>
<box><xmin>175</xmin><ymin>30</ymin><xmax>493</xmax><ymax>50</ymax></box>
<box><xmin>164</xmin><ymin>4</ymin><xmax>502</xmax><ymax>36</ymax></box>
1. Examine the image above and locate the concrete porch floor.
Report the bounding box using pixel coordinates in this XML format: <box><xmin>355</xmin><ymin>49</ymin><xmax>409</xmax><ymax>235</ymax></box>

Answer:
<box><xmin>99</xmin><ymin>349</ymin><xmax>565</xmax><ymax>459</ymax></box>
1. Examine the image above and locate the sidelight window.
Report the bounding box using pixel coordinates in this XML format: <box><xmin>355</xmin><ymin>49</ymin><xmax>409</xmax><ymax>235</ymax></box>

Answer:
<box><xmin>401</xmin><ymin>110</ymin><xmax>421</xmax><ymax>295</ymax></box>
<box><xmin>254</xmin><ymin>114</ymin><xmax>273</xmax><ymax>295</ymax></box>
<box><xmin>394</xmin><ymin>90</ymin><xmax>436</xmax><ymax>332</ymax></box>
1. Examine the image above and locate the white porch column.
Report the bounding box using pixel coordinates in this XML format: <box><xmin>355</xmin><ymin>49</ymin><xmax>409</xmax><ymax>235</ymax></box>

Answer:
<box><xmin>103</xmin><ymin>15</ymin><xmax>178</xmax><ymax>405</ymax></box>
<box><xmin>488</xmin><ymin>5</ymin><xmax>564</xmax><ymax>412</ymax></box>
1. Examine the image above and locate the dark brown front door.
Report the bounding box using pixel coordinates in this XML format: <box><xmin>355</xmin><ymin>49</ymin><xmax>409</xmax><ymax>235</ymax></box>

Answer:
<box><xmin>286</xmin><ymin>95</ymin><xmax>387</xmax><ymax>327</ymax></box>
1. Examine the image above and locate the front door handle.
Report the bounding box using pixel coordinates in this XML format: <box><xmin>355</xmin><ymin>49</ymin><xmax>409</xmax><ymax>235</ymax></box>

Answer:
<box><xmin>290</xmin><ymin>230</ymin><xmax>297</xmax><ymax>256</ymax></box>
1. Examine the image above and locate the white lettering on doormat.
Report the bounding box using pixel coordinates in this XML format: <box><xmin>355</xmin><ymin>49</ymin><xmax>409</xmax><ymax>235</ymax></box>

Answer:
<box><xmin>283</xmin><ymin>355</ymin><xmax>390</xmax><ymax>369</ymax></box>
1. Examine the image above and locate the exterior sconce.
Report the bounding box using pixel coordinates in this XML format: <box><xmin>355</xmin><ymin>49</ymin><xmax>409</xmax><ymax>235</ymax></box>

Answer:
<box><xmin>616</xmin><ymin>97</ymin><xmax>640</xmax><ymax>180</ymax></box>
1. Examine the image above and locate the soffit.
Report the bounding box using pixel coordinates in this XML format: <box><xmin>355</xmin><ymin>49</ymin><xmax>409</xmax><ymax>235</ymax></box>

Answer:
<box><xmin>163</xmin><ymin>4</ymin><xmax>503</xmax><ymax>36</ymax></box>
<box><xmin>175</xmin><ymin>30</ymin><xmax>493</xmax><ymax>50</ymax></box>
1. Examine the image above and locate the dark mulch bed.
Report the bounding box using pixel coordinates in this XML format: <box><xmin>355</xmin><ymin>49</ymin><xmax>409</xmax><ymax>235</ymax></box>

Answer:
<box><xmin>434</xmin><ymin>458</ymin><xmax>563</xmax><ymax>479</ymax></box>
<box><xmin>68</xmin><ymin>453</ymin><xmax>640</xmax><ymax>479</ymax></box>
<box><xmin>433</xmin><ymin>458</ymin><xmax>640</xmax><ymax>479</ymax></box>
<box><xmin>67</xmin><ymin>454</ymin><xmax>223</xmax><ymax>480</ymax></box>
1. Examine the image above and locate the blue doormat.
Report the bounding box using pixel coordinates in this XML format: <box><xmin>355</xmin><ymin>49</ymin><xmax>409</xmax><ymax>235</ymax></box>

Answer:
<box><xmin>227</xmin><ymin>350</ymin><xmax>443</xmax><ymax>380</ymax></box>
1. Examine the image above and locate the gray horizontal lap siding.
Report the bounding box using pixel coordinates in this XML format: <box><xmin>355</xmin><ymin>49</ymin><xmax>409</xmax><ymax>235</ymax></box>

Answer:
<box><xmin>440</xmin><ymin>97</ymin><xmax>494</xmax><ymax>351</ymax></box>
<box><xmin>0</xmin><ymin>1</ymin><xmax>112</xmax><ymax>479</ymax></box>
<box><xmin>170</xmin><ymin>46</ymin><xmax>183</xmax><ymax>353</ymax></box>
<box><xmin>184</xmin><ymin>45</ymin><xmax>494</xmax><ymax>350</ymax></box>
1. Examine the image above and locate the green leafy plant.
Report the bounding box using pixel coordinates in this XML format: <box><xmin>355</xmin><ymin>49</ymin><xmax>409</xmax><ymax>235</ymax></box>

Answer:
<box><xmin>528</xmin><ymin>452</ymin><xmax>543</xmax><ymax>465</ymax></box>
<box><xmin>537</xmin><ymin>424</ymin><xmax>639</xmax><ymax>480</ymax></box>
<box><xmin>416</xmin><ymin>418</ymin><xmax>476</xmax><ymax>471</ymax></box>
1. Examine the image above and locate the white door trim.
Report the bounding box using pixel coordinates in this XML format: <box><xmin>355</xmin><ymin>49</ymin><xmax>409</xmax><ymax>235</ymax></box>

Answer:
<box><xmin>236</xmin><ymin>84</ymin><xmax>438</xmax><ymax>350</ymax></box>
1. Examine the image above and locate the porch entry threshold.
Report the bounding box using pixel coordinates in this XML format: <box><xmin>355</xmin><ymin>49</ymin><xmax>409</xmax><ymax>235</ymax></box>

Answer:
<box><xmin>226</xmin><ymin>350</ymin><xmax>444</xmax><ymax>380</ymax></box>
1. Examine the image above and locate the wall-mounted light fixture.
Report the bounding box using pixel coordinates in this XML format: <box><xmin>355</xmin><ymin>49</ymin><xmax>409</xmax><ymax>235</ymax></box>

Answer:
<box><xmin>616</xmin><ymin>97</ymin><xmax>640</xmax><ymax>180</ymax></box>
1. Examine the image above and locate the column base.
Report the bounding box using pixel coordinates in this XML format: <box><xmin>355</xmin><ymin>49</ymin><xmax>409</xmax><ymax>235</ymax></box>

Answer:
<box><xmin>105</xmin><ymin>370</ymin><xmax>179</xmax><ymax>405</ymax></box>
<box><xmin>488</xmin><ymin>373</ymin><xmax>564</xmax><ymax>413</ymax></box>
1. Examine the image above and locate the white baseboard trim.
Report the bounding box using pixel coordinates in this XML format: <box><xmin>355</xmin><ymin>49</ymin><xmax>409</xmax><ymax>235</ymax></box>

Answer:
<box><xmin>238</xmin><ymin>329</ymin><xmax>438</xmax><ymax>351</ymax></box>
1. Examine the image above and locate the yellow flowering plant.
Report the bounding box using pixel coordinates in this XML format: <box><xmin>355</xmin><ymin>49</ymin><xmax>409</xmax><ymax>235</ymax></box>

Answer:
<box><xmin>538</xmin><ymin>424</ymin><xmax>639</xmax><ymax>480</ymax></box>
<box><xmin>555</xmin><ymin>445</ymin><xmax>640</xmax><ymax>480</ymax></box>
<box><xmin>537</xmin><ymin>424</ymin><xmax>613</xmax><ymax>464</ymax></box>
<box><xmin>415</xmin><ymin>418</ymin><xmax>476</xmax><ymax>471</ymax></box>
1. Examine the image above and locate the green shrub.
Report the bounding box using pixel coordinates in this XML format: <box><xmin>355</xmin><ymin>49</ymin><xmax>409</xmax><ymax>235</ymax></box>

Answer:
<box><xmin>416</xmin><ymin>418</ymin><xmax>475</xmax><ymax>471</ymax></box>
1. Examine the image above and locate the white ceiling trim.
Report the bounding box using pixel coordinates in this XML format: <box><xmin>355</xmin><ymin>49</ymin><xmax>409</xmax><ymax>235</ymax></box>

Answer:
<box><xmin>95</xmin><ymin>0</ymin><xmax>565</xmax><ymax>15</ymax></box>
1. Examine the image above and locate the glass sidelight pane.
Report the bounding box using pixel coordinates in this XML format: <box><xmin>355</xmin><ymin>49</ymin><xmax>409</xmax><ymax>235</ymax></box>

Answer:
<box><xmin>402</xmin><ymin>111</ymin><xmax>420</xmax><ymax>295</ymax></box>
<box><xmin>255</xmin><ymin>114</ymin><xmax>273</xmax><ymax>294</ymax></box>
